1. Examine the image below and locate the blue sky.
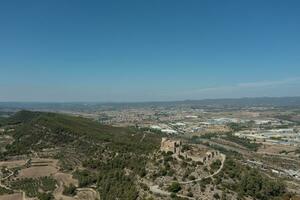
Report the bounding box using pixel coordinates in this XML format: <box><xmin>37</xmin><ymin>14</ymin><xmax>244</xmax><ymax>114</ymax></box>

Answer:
<box><xmin>1</xmin><ymin>0</ymin><xmax>300</xmax><ymax>102</ymax></box>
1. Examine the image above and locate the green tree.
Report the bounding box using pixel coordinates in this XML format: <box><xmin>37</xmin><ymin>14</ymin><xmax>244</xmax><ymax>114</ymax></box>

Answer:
<box><xmin>168</xmin><ymin>182</ymin><xmax>182</xmax><ymax>193</ymax></box>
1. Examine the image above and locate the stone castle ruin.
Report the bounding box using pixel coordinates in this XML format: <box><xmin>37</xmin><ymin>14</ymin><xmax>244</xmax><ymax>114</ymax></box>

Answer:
<box><xmin>160</xmin><ymin>138</ymin><xmax>219</xmax><ymax>164</ymax></box>
<box><xmin>160</xmin><ymin>137</ymin><xmax>182</xmax><ymax>155</ymax></box>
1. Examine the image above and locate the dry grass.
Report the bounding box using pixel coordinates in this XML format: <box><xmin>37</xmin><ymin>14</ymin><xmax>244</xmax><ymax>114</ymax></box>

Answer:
<box><xmin>0</xmin><ymin>160</ymin><xmax>27</xmax><ymax>169</ymax></box>
<box><xmin>18</xmin><ymin>166</ymin><xmax>58</xmax><ymax>179</ymax></box>
<box><xmin>53</xmin><ymin>173</ymin><xmax>78</xmax><ymax>187</ymax></box>
<box><xmin>17</xmin><ymin>159</ymin><xmax>59</xmax><ymax>179</ymax></box>
<box><xmin>76</xmin><ymin>188</ymin><xmax>100</xmax><ymax>200</ymax></box>
<box><xmin>258</xmin><ymin>143</ymin><xmax>297</xmax><ymax>154</ymax></box>
<box><xmin>0</xmin><ymin>193</ymin><xmax>23</xmax><ymax>200</ymax></box>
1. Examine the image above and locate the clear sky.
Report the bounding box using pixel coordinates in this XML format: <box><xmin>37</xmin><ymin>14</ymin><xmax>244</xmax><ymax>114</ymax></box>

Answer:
<box><xmin>1</xmin><ymin>0</ymin><xmax>300</xmax><ymax>102</ymax></box>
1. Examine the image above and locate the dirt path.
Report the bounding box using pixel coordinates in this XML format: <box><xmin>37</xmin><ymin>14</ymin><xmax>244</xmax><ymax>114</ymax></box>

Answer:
<box><xmin>140</xmin><ymin>133</ymin><xmax>146</xmax><ymax>142</ymax></box>
<box><xmin>0</xmin><ymin>159</ymin><xmax>32</xmax><ymax>200</ymax></box>
<box><xmin>53</xmin><ymin>179</ymin><xmax>72</xmax><ymax>200</ymax></box>
<box><xmin>76</xmin><ymin>188</ymin><xmax>100</xmax><ymax>200</ymax></box>
<box><xmin>150</xmin><ymin>154</ymin><xmax>226</xmax><ymax>199</ymax></box>
<box><xmin>0</xmin><ymin>182</ymin><xmax>11</xmax><ymax>191</ymax></box>
<box><xmin>0</xmin><ymin>169</ymin><xmax>14</xmax><ymax>190</ymax></box>
<box><xmin>53</xmin><ymin>173</ymin><xmax>100</xmax><ymax>200</ymax></box>
<box><xmin>149</xmin><ymin>185</ymin><xmax>195</xmax><ymax>200</ymax></box>
<box><xmin>180</xmin><ymin>154</ymin><xmax>226</xmax><ymax>184</ymax></box>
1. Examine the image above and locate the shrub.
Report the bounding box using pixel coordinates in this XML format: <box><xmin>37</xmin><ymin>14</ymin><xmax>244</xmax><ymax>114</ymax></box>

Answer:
<box><xmin>168</xmin><ymin>182</ymin><xmax>182</xmax><ymax>193</ymax></box>
<box><xmin>63</xmin><ymin>184</ymin><xmax>77</xmax><ymax>196</ymax></box>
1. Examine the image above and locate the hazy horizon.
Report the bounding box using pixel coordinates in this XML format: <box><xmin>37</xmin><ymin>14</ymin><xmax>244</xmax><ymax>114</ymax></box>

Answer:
<box><xmin>0</xmin><ymin>96</ymin><xmax>300</xmax><ymax>104</ymax></box>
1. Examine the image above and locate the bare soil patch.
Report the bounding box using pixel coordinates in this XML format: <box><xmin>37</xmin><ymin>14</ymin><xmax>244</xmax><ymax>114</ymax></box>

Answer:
<box><xmin>53</xmin><ymin>173</ymin><xmax>78</xmax><ymax>187</ymax></box>
<box><xmin>0</xmin><ymin>160</ymin><xmax>27</xmax><ymax>169</ymax></box>
<box><xmin>17</xmin><ymin>159</ymin><xmax>59</xmax><ymax>179</ymax></box>
<box><xmin>18</xmin><ymin>166</ymin><xmax>58</xmax><ymax>179</ymax></box>
<box><xmin>0</xmin><ymin>193</ymin><xmax>23</xmax><ymax>200</ymax></box>
<box><xmin>76</xmin><ymin>188</ymin><xmax>100</xmax><ymax>200</ymax></box>
<box><xmin>258</xmin><ymin>143</ymin><xmax>297</xmax><ymax>154</ymax></box>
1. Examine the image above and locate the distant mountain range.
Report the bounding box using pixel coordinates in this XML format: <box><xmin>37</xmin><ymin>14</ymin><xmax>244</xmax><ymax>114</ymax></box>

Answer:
<box><xmin>0</xmin><ymin>96</ymin><xmax>300</xmax><ymax>112</ymax></box>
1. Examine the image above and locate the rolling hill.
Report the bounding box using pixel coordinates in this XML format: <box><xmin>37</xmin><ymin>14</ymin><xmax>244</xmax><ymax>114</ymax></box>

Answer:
<box><xmin>1</xmin><ymin>110</ymin><xmax>161</xmax><ymax>199</ymax></box>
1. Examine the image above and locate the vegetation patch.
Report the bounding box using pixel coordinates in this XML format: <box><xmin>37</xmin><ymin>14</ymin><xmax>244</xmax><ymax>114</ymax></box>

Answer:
<box><xmin>224</xmin><ymin>134</ymin><xmax>261</xmax><ymax>151</ymax></box>
<box><xmin>167</xmin><ymin>182</ymin><xmax>182</xmax><ymax>193</ymax></box>
<box><xmin>0</xmin><ymin>186</ymin><xmax>13</xmax><ymax>195</ymax></box>
<box><xmin>10</xmin><ymin>177</ymin><xmax>56</xmax><ymax>198</ymax></box>
<box><xmin>217</xmin><ymin>158</ymin><xmax>286</xmax><ymax>200</ymax></box>
<box><xmin>1</xmin><ymin>111</ymin><xmax>161</xmax><ymax>200</ymax></box>
<box><xmin>63</xmin><ymin>184</ymin><xmax>77</xmax><ymax>196</ymax></box>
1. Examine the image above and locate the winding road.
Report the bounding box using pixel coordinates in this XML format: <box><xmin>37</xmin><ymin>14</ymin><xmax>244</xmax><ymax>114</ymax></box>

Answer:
<box><xmin>150</xmin><ymin>154</ymin><xmax>226</xmax><ymax>199</ymax></box>
<box><xmin>180</xmin><ymin>154</ymin><xmax>226</xmax><ymax>184</ymax></box>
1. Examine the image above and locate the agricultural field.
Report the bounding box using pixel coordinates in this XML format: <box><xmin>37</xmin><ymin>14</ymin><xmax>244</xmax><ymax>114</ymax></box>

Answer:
<box><xmin>17</xmin><ymin>159</ymin><xmax>59</xmax><ymax>179</ymax></box>
<box><xmin>0</xmin><ymin>193</ymin><xmax>23</xmax><ymax>200</ymax></box>
<box><xmin>0</xmin><ymin>160</ymin><xmax>27</xmax><ymax>169</ymax></box>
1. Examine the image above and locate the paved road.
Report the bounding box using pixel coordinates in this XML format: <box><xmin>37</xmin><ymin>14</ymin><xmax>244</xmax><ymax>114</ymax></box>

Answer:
<box><xmin>150</xmin><ymin>154</ymin><xmax>226</xmax><ymax>199</ymax></box>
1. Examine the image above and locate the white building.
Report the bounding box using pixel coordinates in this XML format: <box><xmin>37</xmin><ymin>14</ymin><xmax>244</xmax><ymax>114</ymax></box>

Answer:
<box><xmin>161</xmin><ymin>129</ymin><xmax>178</xmax><ymax>134</ymax></box>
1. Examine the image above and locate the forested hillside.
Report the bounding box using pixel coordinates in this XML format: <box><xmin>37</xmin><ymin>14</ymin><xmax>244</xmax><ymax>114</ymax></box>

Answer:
<box><xmin>1</xmin><ymin>110</ymin><xmax>161</xmax><ymax>199</ymax></box>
